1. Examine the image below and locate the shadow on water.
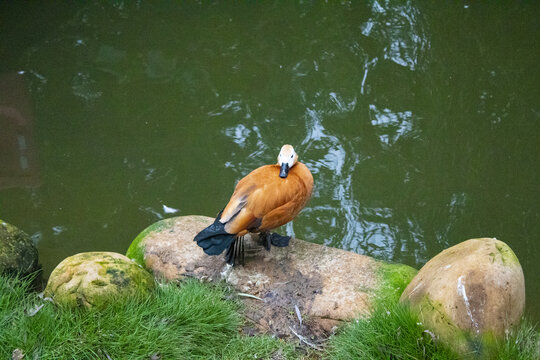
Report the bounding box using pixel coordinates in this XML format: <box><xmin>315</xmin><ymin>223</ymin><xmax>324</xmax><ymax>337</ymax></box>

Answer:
<box><xmin>0</xmin><ymin>1</ymin><xmax>538</xmax><ymax>319</ymax></box>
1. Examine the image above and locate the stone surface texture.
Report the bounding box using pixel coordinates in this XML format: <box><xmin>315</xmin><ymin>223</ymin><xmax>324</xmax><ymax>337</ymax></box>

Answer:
<box><xmin>45</xmin><ymin>251</ymin><xmax>155</xmax><ymax>308</ymax></box>
<box><xmin>400</xmin><ymin>237</ymin><xmax>525</xmax><ymax>357</ymax></box>
<box><xmin>0</xmin><ymin>219</ymin><xmax>39</xmax><ymax>275</ymax></box>
<box><xmin>126</xmin><ymin>215</ymin><xmax>416</xmax><ymax>342</ymax></box>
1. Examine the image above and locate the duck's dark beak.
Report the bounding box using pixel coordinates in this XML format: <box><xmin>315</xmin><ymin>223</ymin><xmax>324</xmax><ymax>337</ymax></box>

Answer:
<box><xmin>279</xmin><ymin>163</ymin><xmax>289</xmax><ymax>178</ymax></box>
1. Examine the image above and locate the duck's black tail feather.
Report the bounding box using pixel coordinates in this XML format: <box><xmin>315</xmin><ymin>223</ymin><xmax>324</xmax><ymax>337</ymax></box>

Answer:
<box><xmin>194</xmin><ymin>212</ymin><xmax>235</xmax><ymax>256</ymax></box>
<box><xmin>225</xmin><ymin>236</ymin><xmax>244</xmax><ymax>265</ymax></box>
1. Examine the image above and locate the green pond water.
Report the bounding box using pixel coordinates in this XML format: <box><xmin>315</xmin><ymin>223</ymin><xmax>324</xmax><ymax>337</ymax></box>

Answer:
<box><xmin>1</xmin><ymin>2</ymin><xmax>539</xmax><ymax>320</ymax></box>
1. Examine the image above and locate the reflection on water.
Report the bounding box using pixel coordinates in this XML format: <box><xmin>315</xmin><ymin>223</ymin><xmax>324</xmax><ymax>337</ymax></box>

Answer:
<box><xmin>0</xmin><ymin>73</ymin><xmax>40</xmax><ymax>189</ymax></box>
<box><xmin>362</xmin><ymin>1</ymin><xmax>429</xmax><ymax>71</ymax></box>
<box><xmin>369</xmin><ymin>105</ymin><xmax>416</xmax><ymax>145</ymax></box>
<box><xmin>0</xmin><ymin>1</ymin><xmax>539</xmax><ymax>320</ymax></box>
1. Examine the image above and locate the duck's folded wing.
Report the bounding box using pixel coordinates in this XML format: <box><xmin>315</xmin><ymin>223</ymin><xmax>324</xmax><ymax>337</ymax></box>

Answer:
<box><xmin>224</xmin><ymin>168</ymin><xmax>309</xmax><ymax>234</ymax></box>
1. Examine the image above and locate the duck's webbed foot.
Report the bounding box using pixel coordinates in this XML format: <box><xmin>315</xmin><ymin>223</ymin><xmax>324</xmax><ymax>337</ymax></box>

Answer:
<box><xmin>225</xmin><ymin>236</ymin><xmax>245</xmax><ymax>266</ymax></box>
<box><xmin>259</xmin><ymin>232</ymin><xmax>292</xmax><ymax>251</ymax></box>
<box><xmin>269</xmin><ymin>232</ymin><xmax>292</xmax><ymax>247</ymax></box>
<box><xmin>259</xmin><ymin>232</ymin><xmax>271</xmax><ymax>251</ymax></box>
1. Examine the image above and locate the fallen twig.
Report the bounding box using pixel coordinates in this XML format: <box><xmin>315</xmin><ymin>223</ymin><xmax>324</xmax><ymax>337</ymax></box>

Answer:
<box><xmin>288</xmin><ymin>326</ymin><xmax>323</xmax><ymax>351</ymax></box>
<box><xmin>37</xmin><ymin>292</ymin><xmax>54</xmax><ymax>303</ymax></box>
<box><xmin>26</xmin><ymin>304</ymin><xmax>44</xmax><ymax>317</ymax></box>
<box><xmin>294</xmin><ymin>305</ymin><xmax>303</xmax><ymax>326</ymax></box>
<box><xmin>237</xmin><ymin>293</ymin><xmax>264</xmax><ymax>301</ymax></box>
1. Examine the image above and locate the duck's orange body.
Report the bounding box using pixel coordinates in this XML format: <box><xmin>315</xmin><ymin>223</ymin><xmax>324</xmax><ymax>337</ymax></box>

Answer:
<box><xmin>194</xmin><ymin>145</ymin><xmax>313</xmax><ymax>263</ymax></box>
<box><xmin>221</xmin><ymin>162</ymin><xmax>313</xmax><ymax>235</ymax></box>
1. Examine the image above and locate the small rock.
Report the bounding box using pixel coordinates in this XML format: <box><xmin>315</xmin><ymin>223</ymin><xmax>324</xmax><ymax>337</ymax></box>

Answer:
<box><xmin>0</xmin><ymin>220</ymin><xmax>39</xmax><ymax>276</ymax></box>
<box><xmin>45</xmin><ymin>252</ymin><xmax>155</xmax><ymax>308</ymax></box>
<box><xmin>400</xmin><ymin>238</ymin><xmax>525</xmax><ymax>357</ymax></box>
<box><xmin>12</xmin><ymin>349</ymin><xmax>24</xmax><ymax>360</ymax></box>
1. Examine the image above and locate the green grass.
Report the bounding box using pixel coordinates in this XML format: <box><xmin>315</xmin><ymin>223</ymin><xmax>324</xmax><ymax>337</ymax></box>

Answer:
<box><xmin>2</xmin><ymin>273</ymin><xmax>538</xmax><ymax>359</ymax></box>
<box><xmin>495</xmin><ymin>317</ymin><xmax>540</xmax><ymax>360</ymax></box>
<box><xmin>325</xmin><ymin>302</ymin><xmax>460</xmax><ymax>360</ymax></box>
<box><xmin>325</xmin><ymin>301</ymin><xmax>540</xmax><ymax>360</ymax></box>
<box><xmin>0</xmin><ymin>274</ymin><xmax>297</xmax><ymax>359</ymax></box>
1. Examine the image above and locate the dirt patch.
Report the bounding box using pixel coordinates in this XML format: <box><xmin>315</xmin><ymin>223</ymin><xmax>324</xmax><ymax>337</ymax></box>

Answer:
<box><xmin>227</xmin><ymin>237</ymin><xmax>335</xmax><ymax>344</ymax></box>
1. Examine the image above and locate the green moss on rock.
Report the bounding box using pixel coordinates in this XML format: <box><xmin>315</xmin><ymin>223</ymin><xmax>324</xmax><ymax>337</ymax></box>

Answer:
<box><xmin>0</xmin><ymin>219</ymin><xmax>39</xmax><ymax>276</ymax></box>
<box><xmin>415</xmin><ymin>295</ymin><xmax>500</xmax><ymax>358</ymax></box>
<box><xmin>374</xmin><ymin>261</ymin><xmax>417</xmax><ymax>305</ymax></box>
<box><xmin>494</xmin><ymin>241</ymin><xmax>520</xmax><ymax>267</ymax></box>
<box><xmin>126</xmin><ymin>218</ymin><xmax>176</xmax><ymax>266</ymax></box>
<box><xmin>45</xmin><ymin>252</ymin><xmax>155</xmax><ymax>308</ymax></box>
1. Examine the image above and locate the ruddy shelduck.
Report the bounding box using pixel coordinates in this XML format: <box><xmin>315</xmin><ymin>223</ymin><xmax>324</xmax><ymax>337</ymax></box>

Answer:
<box><xmin>194</xmin><ymin>144</ymin><xmax>313</xmax><ymax>264</ymax></box>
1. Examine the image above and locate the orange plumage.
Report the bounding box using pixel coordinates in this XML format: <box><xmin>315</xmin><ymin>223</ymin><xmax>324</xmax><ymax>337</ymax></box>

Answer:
<box><xmin>194</xmin><ymin>145</ymin><xmax>313</xmax><ymax>264</ymax></box>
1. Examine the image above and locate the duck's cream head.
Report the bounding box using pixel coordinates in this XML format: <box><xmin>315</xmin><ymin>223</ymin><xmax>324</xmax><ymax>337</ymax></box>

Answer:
<box><xmin>277</xmin><ymin>144</ymin><xmax>298</xmax><ymax>178</ymax></box>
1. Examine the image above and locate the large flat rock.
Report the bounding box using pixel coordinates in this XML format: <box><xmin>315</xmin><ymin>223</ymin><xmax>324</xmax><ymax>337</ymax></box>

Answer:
<box><xmin>127</xmin><ymin>215</ymin><xmax>416</xmax><ymax>342</ymax></box>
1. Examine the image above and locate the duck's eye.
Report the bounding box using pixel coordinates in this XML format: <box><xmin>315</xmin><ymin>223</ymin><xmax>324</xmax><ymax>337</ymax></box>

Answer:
<box><xmin>290</xmin><ymin>154</ymin><xmax>293</xmax><ymax>158</ymax></box>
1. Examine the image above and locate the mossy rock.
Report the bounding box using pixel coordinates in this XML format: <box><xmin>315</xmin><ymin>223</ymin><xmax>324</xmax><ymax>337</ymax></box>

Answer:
<box><xmin>126</xmin><ymin>217</ymin><xmax>179</xmax><ymax>267</ymax></box>
<box><xmin>400</xmin><ymin>238</ymin><xmax>525</xmax><ymax>358</ymax></box>
<box><xmin>0</xmin><ymin>219</ymin><xmax>39</xmax><ymax>276</ymax></box>
<box><xmin>45</xmin><ymin>252</ymin><xmax>156</xmax><ymax>308</ymax></box>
